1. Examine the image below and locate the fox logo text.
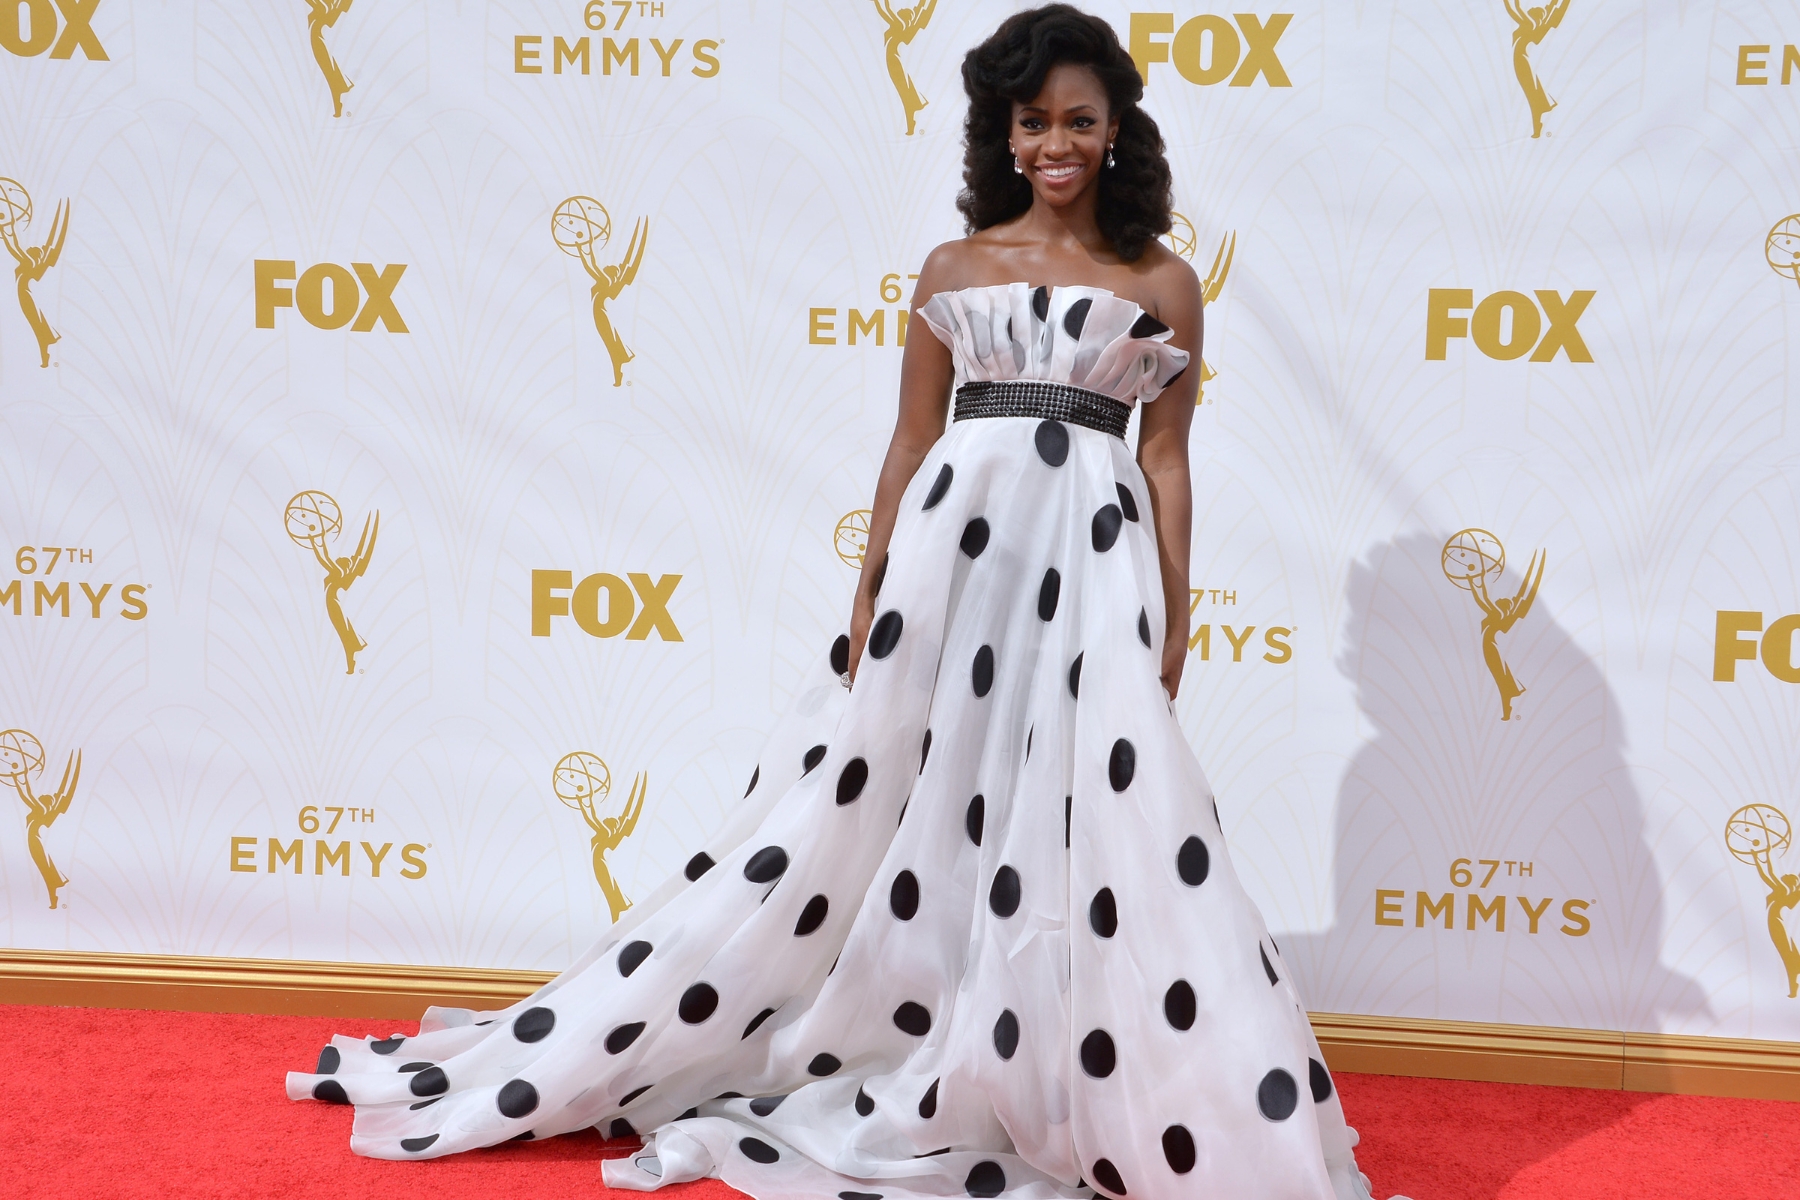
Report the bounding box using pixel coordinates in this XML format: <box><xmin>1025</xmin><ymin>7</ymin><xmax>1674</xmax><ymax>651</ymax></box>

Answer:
<box><xmin>532</xmin><ymin>570</ymin><xmax>683</xmax><ymax>641</ymax></box>
<box><xmin>0</xmin><ymin>0</ymin><xmax>106</xmax><ymax>60</ymax></box>
<box><xmin>1128</xmin><ymin>12</ymin><xmax>1291</xmax><ymax>87</ymax></box>
<box><xmin>1426</xmin><ymin>288</ymin><xmax>1594</xmax><ymax>363</ymax></box>
<box><xmin>254</xmin><ymin>260</ymin><xmax>409</xmax><ymax>333</ymax></box>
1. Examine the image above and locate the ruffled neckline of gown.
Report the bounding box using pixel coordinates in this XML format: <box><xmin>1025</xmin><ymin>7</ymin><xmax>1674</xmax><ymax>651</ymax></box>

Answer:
<box><xmin>917</xmin><ymin>282</ymin><xmax>1190</xmax><ymax>406</ymax></box>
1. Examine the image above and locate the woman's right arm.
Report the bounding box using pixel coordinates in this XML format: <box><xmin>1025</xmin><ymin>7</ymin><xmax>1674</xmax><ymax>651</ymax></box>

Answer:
<box><xmin>846</xmin><ymin>246</ymin><xmax>961</xmax><ymax>683</ymax></box>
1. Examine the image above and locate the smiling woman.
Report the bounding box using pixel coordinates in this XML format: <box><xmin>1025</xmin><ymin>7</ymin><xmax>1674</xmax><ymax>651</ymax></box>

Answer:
<box><xmin>956</xmin><ymin>8</ymin><xmax>1172</xmax><ymax>265</ymax></box>
<box><xmin>285</xmin><ymin>7</ymin><xmax>1403</xmax><ymax>1200</ymax></box>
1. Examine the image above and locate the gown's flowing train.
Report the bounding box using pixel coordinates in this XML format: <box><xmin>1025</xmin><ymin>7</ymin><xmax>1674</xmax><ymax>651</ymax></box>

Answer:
<box><xmin>287</xmin><ymin>283</ymin><xmax>1375</xmax><ymax>1200</ymax></box>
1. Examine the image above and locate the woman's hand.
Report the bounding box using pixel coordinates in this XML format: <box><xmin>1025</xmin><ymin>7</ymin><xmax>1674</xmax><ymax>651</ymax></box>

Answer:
<box><xmin>1161</xmin><ymin>612</ymin><xmax>1188</xmax><ymax>699</ymax></box>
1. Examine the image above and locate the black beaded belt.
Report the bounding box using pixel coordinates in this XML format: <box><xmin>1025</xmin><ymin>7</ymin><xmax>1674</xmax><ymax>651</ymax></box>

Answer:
<box><xmin>953</xmin><ymin>380</ymin><xmax>1131</xmax><ymax>439</ymax></box>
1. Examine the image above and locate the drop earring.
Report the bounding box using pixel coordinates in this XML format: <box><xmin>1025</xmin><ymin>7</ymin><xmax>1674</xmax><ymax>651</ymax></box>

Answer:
<box><xmin>1105</xmin><ymin>144</ymin><xmax>1115</xmax><ymax>169</ymax></box>
<box><xmin>1011</xmin><ymin>145</ymin><xmax>1023</xmax><ymax>175</ymax></box>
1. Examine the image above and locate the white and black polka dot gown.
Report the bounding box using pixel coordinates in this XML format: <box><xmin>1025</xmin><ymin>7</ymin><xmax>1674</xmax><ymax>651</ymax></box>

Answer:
<box><xmin>287</xmin><ymin>283</ymin><xmax>1378</xmax><ymax>1200</ymax></box>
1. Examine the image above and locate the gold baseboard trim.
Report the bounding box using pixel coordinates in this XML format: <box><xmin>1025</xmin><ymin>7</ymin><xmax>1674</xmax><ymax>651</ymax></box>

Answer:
<box><xmin>3</xmin><ymin>950</ymin><xmax>1797</xmax><ymax>1099</ymax></box>
<box><xmin>1311</xmin><ymin>1011</ymin><xmax>1800</xmax><ymax>1101</ymax></box>
<box><xmin>0</xmin><ymin>948</ymin><xmax>554</xmax><ymax>1022</ymax></box>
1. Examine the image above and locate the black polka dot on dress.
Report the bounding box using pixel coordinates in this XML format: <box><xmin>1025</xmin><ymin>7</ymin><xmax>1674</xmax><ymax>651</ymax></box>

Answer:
<box><xmin>740</xmin><ymin>1137</ymin><xmax>781</xmax><ymax>1163</ymax></box>
<box><xmin>960</xmin><ymin>518</ymin><xmax>990</xmax><ymax>558</ymax></box>
<box><xmin>604</xmin><ymin>1024</ymin><xmax>645</xmax><ymax>1054</ymax></box>
<box><xmin>1091</xmin><ymin>1157</ymin><xmax>1125</xmax><ymax>1196</ymax></box>
<box><xmin>1079</xmin><ymin>1029</ymin><xmax>1116</xmax><ymax>1078</ymax></box>
<box><xmin>993</xmin><ymin>1009</ymin><xmax>1019</xmax><ymax>1060</ymax></box>
<box><xmin>1034</xmin><ymin>420</ymin><xmax>1070</xmax><ymax>467</ymax></box>
<box><xmin>410</xmin><ymin>1067</ymin><xmax>448</xmax><ymax>1096</ymax></box>
<box><xmin>868</xmin><ymin>611</ymin><xmax>904</xmax><ymax>659</ymax></box>
<box><xmin>972</xmin><ymin>645</ymin><xmax>995</xmax><ymax>697</ymax></box>
<box><xmin>618</xmin><ymin>941</ymin><xmax>653</xmax><ymax>975</ymax></box>
<box><xmin>1177</xmin><ymin>836</ymin><xmax>1210</xmax><ymax>886</ymax></box>
<box><xmin>1088</xmin><ymin>887</ymin><xmax>1117</xmax><ymax>937</ymax></box>
<box><xmin>743</xmin><ymin>846</ymin><xmax>788</xmax><ymax>883</ymax></box>
<box><xmin>1092</xmin><ymin>503</ymin><xmax>1123</xmax><ymax>551</ymax></box>
<box><xmin>514</xmin><ymin>1006</ymin><xmax>556</xmax><ymax>1042</ymax></box>
<box><xmin>1164</xmin><ymin>980</ymin><xmax>1197</xmax><ymax>1030</ymax></box>
<box><xmin>922</xmin><ymin>464</ymin><xmax>953</xmax><ymax>510</ymax></box>
<box><xmin>1108</xmin><ymin>739</ymin><xmax>1135</xmax><ymax>791</ymax></box>
<box><xmin>679</xmin><ymin>983</ymin><xmax>719</xmax><ymax>1024</ymax></box>
<box><xmin>988</xmin><ymin>866</ymin><xmax>1021</xmax><ymax>917</ymax></box>
<box><xmin>1063</xmin><ymin>297</ymin><xmax>1092</xmax><ymax>338</ymax></box>
<box><xmin>890</xmin><ymin>870</ymin><xmax>919</xmax><ymax>920</ymax></box>
<box><xmin>497</xmin><ymin>1079</ymin><xmax>538</xmax><ymax>1118</ymax></box>
<box><xmin>1038</xmin><ymin>568</ymin><xmax>1061</xmax><ymax>620</ymax></box>
<box><xmin>1258</xmin><ymin>1068</ymin><xmax>1299</xmax><ymax>1120</ymax></box>
<box><xmin>918</xmin><ymin>1078</ymin><xmax>940</xmax><ymax>1118</ymax></box>
<box><xmin>893</xmin><ymin>1002</ymin><xmax>932</xmax><ymax>1036</ymax></box>
<box><xmin>1162</xmin><ymin>1124</ymin><xmax>1197</xmax><ymax>1173</ymax></box>
<box><xmin>966</xmin><ymin>1160</ymin><xmax>1007</xmax><ymax>1197</ymax></box>
<box><xmin>836</xmin><ymin>758</ymin><xmax>868</xmax><ymax>806</ymax></box>
<box><xmin>795</xmin><ymin>894</ymin><xmax>829</xmax><ymax>936</ymax></box>
<box><xmin>1115</xmin><ymin>481</ymin><xmax>1139</xmax><ymax>522</ymax></box>
<box><xmin>1310</xmin><ymin>1057</ymin><xmax>1334</xmax><ymax>1102</ymax></box>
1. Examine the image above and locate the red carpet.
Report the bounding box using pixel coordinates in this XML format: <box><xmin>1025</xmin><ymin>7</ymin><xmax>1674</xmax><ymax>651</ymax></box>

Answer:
<box><xmin>1</xmin><ymin>1004</ymin><xmax>1795</xmax><ymax>1199</ymax></box>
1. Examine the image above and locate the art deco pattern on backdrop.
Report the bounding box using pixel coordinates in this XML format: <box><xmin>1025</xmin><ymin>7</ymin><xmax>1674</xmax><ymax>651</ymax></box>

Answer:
<box><xmin>2</xmin><ymin>0</ymin><xmax>1799</xmax><ymax>1046</ymax></box>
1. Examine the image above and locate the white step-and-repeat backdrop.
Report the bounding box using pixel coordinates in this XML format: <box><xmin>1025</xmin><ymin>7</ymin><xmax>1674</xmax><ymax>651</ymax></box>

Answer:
<box><xmin>3</xmin><ymin>1</ymin><xmax>1799</xmax><ymax>1047</ymax></box>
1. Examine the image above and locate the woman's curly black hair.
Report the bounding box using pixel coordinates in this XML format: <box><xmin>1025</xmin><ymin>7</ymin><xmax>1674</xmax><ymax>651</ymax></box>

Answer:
<box><xmin>956</xmin><ymin>5</ymin><xmax>1173</xmax><ymax>262</ymax></box>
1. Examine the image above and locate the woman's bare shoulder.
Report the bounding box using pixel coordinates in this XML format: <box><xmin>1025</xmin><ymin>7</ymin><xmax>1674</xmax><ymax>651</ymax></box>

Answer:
<box><xmin>914</xmin><ymin>238</ymin><xmax>990</xmax><ymax>304</ymax></box>
<box><xmin>1132</xmin><ymin>240</ymin><xmax>1202</xmax><ymax>323</ymax></box>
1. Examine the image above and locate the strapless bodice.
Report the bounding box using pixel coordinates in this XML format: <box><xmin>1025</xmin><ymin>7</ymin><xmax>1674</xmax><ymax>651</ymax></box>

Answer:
<box><xmin>917</xmin><ymin>282</ymin><xmax>1189</xmax><ymax>407</ymax></box>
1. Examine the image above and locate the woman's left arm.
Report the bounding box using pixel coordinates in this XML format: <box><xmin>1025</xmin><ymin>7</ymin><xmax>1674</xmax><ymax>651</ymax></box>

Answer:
<box><xmin>1136</xmin><ymin>263</ymin><xmax>1203</xmax><ymax>699</ymax></box>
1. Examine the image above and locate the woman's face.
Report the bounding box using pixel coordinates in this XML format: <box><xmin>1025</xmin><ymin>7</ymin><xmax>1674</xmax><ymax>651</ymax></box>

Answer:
<box><xmin>1010</xmin><ymin>63</ymin><xmax>1119</xmax><ymax>209</ymax></box>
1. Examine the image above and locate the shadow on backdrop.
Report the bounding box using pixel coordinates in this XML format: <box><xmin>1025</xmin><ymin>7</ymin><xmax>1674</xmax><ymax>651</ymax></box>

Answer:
<box><xmin>1275</xmin><ymin>532</ymin><xmax>1709</xmax><ymax>1198</ymax></box>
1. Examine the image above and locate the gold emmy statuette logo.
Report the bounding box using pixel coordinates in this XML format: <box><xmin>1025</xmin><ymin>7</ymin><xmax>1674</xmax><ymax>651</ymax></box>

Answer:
<box><xmin>0</xmin><ymin>178</ymin><xmax>69</xmax><ymax>368</ymax></box>
<box><xmin>1504</xmin><ymin>0</ymin><xmax>1571</xmax><ymax>139</ymax></box>
<box><xmin>1766</xmin><ymin>215</ymin><xmax>1800</xmax><ymax>292</ymax></box>
<box><xmin>553</xmin><ymin>751</ymin><xmax>646</xmax><ymax>922</ymax></box>
<box><xmin>835</xmin><ymin>509</ymin><xmax>873</xmax><ymax>568</ymax></box>
<box><xmin>1725</xmin><ymin>803</ymin><xmax>1800</xmax><ymax>998</ymax></box>
<box><xmin>304</xmin><ymin>0</ymin><xmax>356</xmax><ymax>117</ymax></box>
<box><xmin>553</xmin><ymin>197</ymin><xmax>647</xmax><ymax>387</ymax></box>
<box><xmin>1442</xmin><ymin>529</ymin><xmax>1545</xmax><ymax>721</ymax></box>
<box><xmin>1162</xmin><ymin>214</ymin><xmax>1233</xmax><ymax>404</ymax></box>
<box><xmin>872</xmin><ymin>0</ymin><xmax>936</xmax><ymax>135</ymax></box>
<box><xmin>0</xmin><ymin>729</ymin><xmax>78</xmax><ymax>909</ymax></box>
<box><xmin>284</xmin><ymin>490</ymin><xmax>378</xmax><ymax>674</ymax></box>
